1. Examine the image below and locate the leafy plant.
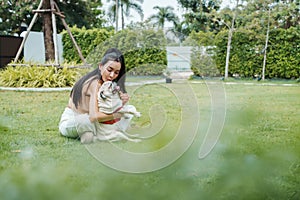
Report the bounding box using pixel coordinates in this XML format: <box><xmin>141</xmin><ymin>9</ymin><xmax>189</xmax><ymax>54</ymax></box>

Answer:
<box><xmin>0</xmin><ymin>65</ymin><xmax>89</xmax><ymax>88</ymax></box>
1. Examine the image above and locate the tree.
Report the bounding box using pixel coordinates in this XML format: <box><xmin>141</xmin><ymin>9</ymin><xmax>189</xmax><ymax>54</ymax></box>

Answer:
<box><xmin>107</xmin><ymin>0</ymin><xmax>144</xmax><ymax>31</ymax></box>
<box><xmin>82</xmin><ymin>0</ymin><xmax>106</xmax><ymax>28</ymax></box>
<box><xmin>1</xmin><ymin>0</ymin><xmax>105</xmax><ymax>62</ymax></box>
<box><xmin>240</xmin><ymin>0</ymin><xmax>300</xmax><ymax>30</ymax></box>
<box><xmin>0</xmin><ymin>0</ymin><xmax>105</xmax><ymax>36</ymax></box>
<box><xmin>55</xmin><ymin>0</ymin><xmax>105</xmax><ymax>30</ymax></box>
<box><xmin>120</xmin><ymin>0</ymin><xmax>143</xmax><ymax>29</ymax></box>
<box><xmin>240</xmin><ymin>0</ymin><xmax>299</xmax><ymax>79</ymax></box>
<box><xmin>241</xmin><ymin>0</ymin><xmax>275</xmax><ymax>80</ymax></box>
<box><xmin>246</xmin><ymin>0</ymin><xmax>300</xmax><ymax>29</ymax></box>
<box><xmin>42</xmin><ymin>0</ymin><xmax>55</xmax><ymax>61</ymax></box>
<box><xmin>212</xmin><ymin>0</ymin><xmax>300</xmax><ymax>79</ymax></box>
<box><xmin>209</xmin><ymin>0</ymin><xmax>243</xmax><ymax>78</ymax></box>
<box><xmin>176</xmin><ymin>0</ymin><xmax>221</xmax><ymax>35</ymax></box>
<box><xmin>262</xmin><ymin>6</ymin><xmax>271</xmax><ymax>81</ymax></box>
<box><xmin>224</xmin><ymin>0</ymin><xmax>240</xmax><ymax>79</ymax></box>
<box><xmin>0</xmin><ymin>0</ymin><xmax>39</xmax><ymax>35</ymax></box>
<box><xmin>148</xmin><ymin>6</ymin><xmax>179</xmax><ymax>29</ymax></box>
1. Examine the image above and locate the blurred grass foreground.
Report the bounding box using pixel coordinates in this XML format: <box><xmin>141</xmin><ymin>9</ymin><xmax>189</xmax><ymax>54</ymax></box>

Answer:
<box><xmin>0</xmin><ymin>80</ymin><xmax>299</xmax><ymax>200</ymax></box>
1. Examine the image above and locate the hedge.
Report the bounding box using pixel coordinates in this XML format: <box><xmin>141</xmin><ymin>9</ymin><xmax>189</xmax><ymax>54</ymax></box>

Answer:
<box><xmin>62</xmin><ymin>27</ymin><xmax>167</xmax><ymax>75</ymax></box>
<box><xmin>214</xmin><ymin>27</ymin><xmax>300</xmax><ymax>79</ymax></box>
<box><xmin>62</xmin><ymin>27</ymin><xmax>113</xmax><ymax>63</ymax></box>
<box><xmin>189</xmin><ymin>27</ymin><xmax>300</xmax><ymax>79</ymax></box>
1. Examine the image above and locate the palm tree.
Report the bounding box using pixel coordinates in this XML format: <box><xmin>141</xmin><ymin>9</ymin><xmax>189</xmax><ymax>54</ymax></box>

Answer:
<box><xmin>120</xmin><ymin>0</ymin><xmax>144</xmax><ymax>29</ymax></box>
<box><xmin>107</xmin><ymin>0</ymin><xmax>144</xmax><ymax>31</ymax></box>
<box><xmin>148</xmin><ymin>6</ymin><xmax>179</xmax><ymax>29</ymax></box>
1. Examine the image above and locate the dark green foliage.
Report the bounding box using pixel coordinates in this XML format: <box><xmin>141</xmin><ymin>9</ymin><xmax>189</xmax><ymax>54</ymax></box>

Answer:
<box><xmin>266</xmin><ymin>27</ymin><xmax>300</xmax><ymax>79</ymax></box>
<box><xmin>0</xmin><ymin>1</ymin><xmax>40</xmax><ymax>35</ymax></box>
<box><xmin>56</xmin><ymin>0</ymin><xmax>105</xmax><ymax>30</ymax></box>
<box><xmin>176</xmin><ymin>0</ymin><xmax>221</xmax><ymax>35</ymax></box>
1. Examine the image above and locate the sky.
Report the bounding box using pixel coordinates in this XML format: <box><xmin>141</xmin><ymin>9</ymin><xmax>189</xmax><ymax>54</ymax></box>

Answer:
<box><xmin>128</xmin><ymin>0</ymin><xmax>232</xmax><ymax>24</ymax></box>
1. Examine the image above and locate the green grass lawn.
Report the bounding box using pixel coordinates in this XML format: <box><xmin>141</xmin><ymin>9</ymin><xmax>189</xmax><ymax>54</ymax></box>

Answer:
<box><xmin>0</xmin><ymin>80</ymin><xmax>299</xmax><ymax>200</ymax></box>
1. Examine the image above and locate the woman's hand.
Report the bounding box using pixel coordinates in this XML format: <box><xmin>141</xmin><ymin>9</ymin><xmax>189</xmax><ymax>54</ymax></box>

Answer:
<box><xmin>119</xmin><ymin>92</ymin><xmax>129</xmax><ymax>105</ymax></box>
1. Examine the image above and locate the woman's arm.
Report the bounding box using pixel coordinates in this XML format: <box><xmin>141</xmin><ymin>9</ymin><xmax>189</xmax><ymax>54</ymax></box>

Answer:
<box><xmin>88</xmin><ymin>80</ymin><xmax>123</xmax><ymax>123</ymax></box>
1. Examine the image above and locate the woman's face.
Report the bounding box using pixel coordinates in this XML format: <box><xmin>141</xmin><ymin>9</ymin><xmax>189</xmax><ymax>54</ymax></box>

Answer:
<box><xmin>100</xmin><ymin>60</ymin><xmax>121</xmax><ymax>82</ymax></box>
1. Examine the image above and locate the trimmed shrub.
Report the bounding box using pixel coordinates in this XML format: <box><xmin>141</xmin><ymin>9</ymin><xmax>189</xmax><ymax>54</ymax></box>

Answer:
<box><xmin>214</xmin><ymin>27</ymin><xmax>300</xmax><ymax>79</ymax></box>
<box><xmin>86</xmin><ymin>29</ymin><xmax>167</xmax><ymax>74</ymax></box>
<box><xmin>62</xmin><ymin>27</ymin><xmax>113</xmax><ymax>63</ymax></box>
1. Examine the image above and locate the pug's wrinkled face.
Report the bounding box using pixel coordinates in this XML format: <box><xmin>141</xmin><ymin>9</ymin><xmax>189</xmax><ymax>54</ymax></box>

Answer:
<box><xmin>99</xmin><ymin>81</ymin><xmax>120</xmax><ymax>100</ymax></box>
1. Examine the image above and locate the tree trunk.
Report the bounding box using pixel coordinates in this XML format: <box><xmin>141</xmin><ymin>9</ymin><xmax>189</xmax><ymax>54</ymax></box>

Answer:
<box><xmin>42</xmin><ymin>0</ymin><xmax>55</xmax><ymax>61</ymax></box>
<box><xmin>262</xmin><ymin>8</ymin><xmax>271</xmax><ymax>81</ymax></box>
<box><xmin>225</xmin><ymin>28</ymin><xmax>232</xmax><ymax>79</ymax></box>
<box><xmin>121</xmin><ymin>3</ymin><xmax>124</xmax><ymax>30</ymax></box>
<box><xmin>224</xmin><ymin>0</ymin><xmax>239</xmax><ymax>79</ymax></box>
<box><xmin>115</xmin><ymin>0</ymin><xmax>119</xmax><ymax>32</ymax></box>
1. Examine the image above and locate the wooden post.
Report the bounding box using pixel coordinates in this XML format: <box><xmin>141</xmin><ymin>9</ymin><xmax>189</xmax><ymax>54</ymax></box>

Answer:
<box><xmin>53</xmin><ymin>2</ymin><xmax>86</xmax><ymax>64</ymax></box>
<box><xmin>51</xmin><ymin>0</ymin><xmax>59</xmax><ymax>65</ymax></box>
<box><xmin>14</xmin><ymin>0</ymin><xmax>44</xmax><ymax>62</ymax></box>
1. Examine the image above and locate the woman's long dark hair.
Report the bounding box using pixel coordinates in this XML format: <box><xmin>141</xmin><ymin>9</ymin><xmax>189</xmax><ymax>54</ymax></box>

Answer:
<box><xmin>70</xmin><ymin>48</ymin><xmax>127</xmax><ymax>108</ymax></box>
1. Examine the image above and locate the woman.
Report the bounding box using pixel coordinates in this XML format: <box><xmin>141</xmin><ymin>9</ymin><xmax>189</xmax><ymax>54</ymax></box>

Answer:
<box><xmin>58</xmin><ymin>48</ymin><xmax>129</xmax><ymax>143</ymax></box>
